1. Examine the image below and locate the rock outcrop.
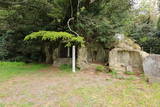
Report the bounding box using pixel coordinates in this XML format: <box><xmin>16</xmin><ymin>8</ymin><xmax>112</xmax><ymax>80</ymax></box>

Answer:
<box><xmin>109</xmin><ymin>34</ymin><xmax>149</xmax><ymax>72</ymax></box>
<box><xmin>77</xmin><ymin>47</ymin><xmax>89</xmax><ymax>69</ymax></box>
<box><xmin>87</xmin><ymin>43</ymin><xmax>106</xmax><ymax>63</ymax></box>
<box><xmin>53</xmin><ymin>58</ymin><xmax>72</xmax><ymax>66</ymax></box>
<box><xmin>143</xmin><ymin>54</ymin><xmax>160</xmax><ymax>83</ymax></box>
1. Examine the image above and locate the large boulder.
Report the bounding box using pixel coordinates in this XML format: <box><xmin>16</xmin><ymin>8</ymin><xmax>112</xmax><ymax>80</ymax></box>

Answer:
<box><xmin>77</xmin><ymin>43</ymin><xmax>107</xmax><ymax>69</ymax></box>
<box><xmin>77</xmin><ymin>47</ymin><xmax>89</xmax><ymax>69</ymax></box>
<box><xmin>109</xmin><ymin>48</ymin><xmax>148</xmax><ymax>72</ymax></box>
<box><xmin>143</xmin><ymin>54</ymin><xmax>160</xmax><ymax>83</ymax></box>
<box><xmin>109</xmin><ymin>34</ymin><xmax>149</xmax><ymax>72</ymax></box>
<box><xmin>86</xmin><ymin>43</ymin><xmax>106</xmax><ymax>63</ymax></box>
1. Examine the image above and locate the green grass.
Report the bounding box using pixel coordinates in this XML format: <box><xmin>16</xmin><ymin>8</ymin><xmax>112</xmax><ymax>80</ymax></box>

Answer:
<box><xmin>124</xmin><ymin>71</ymin><xmax>136</xmax><ymax>75</ymax></box>
<box><xmin>0</xmin><ymin>62</ymin><xmax>160</xmax><ymax>106</ymax></box>
<box><xmin>96</xmin><ymin>65</ymin><xmax>106</xmax><ymax>72</ymax></box>
<box><xmin>0</xmin><ymin>61</ymin><xmax>48</xmax><ymax>82</ymax></box>
<box><xmin>108</xmin><ymin>69</ymin><xmax>118</xmax><ymax>78</ymax></box>
<box><xmin>59</xmin><ymin>64</ymin><xmax>72</xmax><ymax>72</ymax></box>
<box><xmin>59</xmin><ymin>64</ymin><xmax>79</xmax><ymax>72</ymax></box>
<box><xmin>56</xmin><ymin>80</ymin><xmax>160</xmax><ymax>107</ymax></box>
<box><xmin>0</xmin><ymin>102</ymin><xmax>34</xmax><ymax>107</ymax></box>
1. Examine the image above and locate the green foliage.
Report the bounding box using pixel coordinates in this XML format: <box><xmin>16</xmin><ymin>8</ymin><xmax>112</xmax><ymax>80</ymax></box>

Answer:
<box><xmin>59</xmin><ymin>64</ymin><xmax>72</xmax><ymax>72</ymax></box>
<box><xmin>129</xmin><ymin>22</ymin><xmax>160</xmax><ymax>54</ymax></box>
<box><xmin>157</xmin><ymin>17</ymin><xmax>160</xmax><ymax>30</ymax></box>
<box><xmin>76</xmin><ymin>15</ymin><xmax>116</xmax><ymax>49</ymax></box>
<box><xmin>109</xmin><ymin>70</ymin><xmax>118</xmax><ymax>76</ymax></box>
<box><xmin>0</xmin><ymin>33</ymin><xmax>8</xmax><ymax>60</ymax></box>
<box><xmin>96</xmin><ymin>65</ymin><xmax>106</xmax><ymax>72</ymax></box>
<box><xmin>124</xmin><ymin>71</ymin><xmax>136</xmax><ymax>75</ymax></box>
<box><xmin>75</xmin><ymin>0</ymin><xmax>132</xmax><ymax>49</ymax></box>
<box><xmin>59</xmin><ymin>64</ymin><xmax>79</xmax><ymax>72</ymax></box>
<box><xmin>0</xmin><ymin>0</ymin><xmax>133</xmax><ymax>62</ymax></box>
<box><xmin>5</xmin><ymin>0</ymin><xmax>54</xmax><ymax>31</ymax></box>
<box><xmin>122</xmin><ymin>1</ymin><xmax>160</xmax><ymax>54</ymax></box>
<box><xmin>24</xmin><ymin>31</ymin><xmax>84</xmax><ymax>47</ymax></box>
<box><xmin>48</xmin><ymin>0</ymin><xmax>69</xmax><ymax>23</ymax></box>
<box><xmin>0</xmin><ymin>61</ymin><xmax>25</xmax><ymax>67</ymax></box>
<box><xmin>108</xmin><ymin>70</ymin><xmax>126</xmax><ymax>80</ymax></box>
<box><xmin>0</xmin><ymin>30</ymin><xmax>42</xmax><ymax>62</ymax></box>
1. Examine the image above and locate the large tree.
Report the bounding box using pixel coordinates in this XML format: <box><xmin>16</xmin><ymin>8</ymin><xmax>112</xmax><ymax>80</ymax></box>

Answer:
<box><xmin>0</xmin><ymin>0</ymin><xmax>133</xmax><ymax>62</ymax></box>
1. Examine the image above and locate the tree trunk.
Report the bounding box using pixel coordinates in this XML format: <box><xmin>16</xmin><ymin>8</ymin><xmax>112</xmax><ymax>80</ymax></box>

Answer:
<box><xmin>44</xmin><ymin>43</ymin><xmax>53</xmax><ymax>64</ymax></box>
<box><xmin>52</xmin><ymin>48</ymin><xmax>59</xmax><ymax>64</ymax></box>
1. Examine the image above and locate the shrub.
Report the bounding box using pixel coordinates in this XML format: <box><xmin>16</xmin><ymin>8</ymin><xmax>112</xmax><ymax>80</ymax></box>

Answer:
<box><xmin>96</xmin><ymin>65</ymin><xmax>106</xmax><ymax>72</ymax></box>
<box><xmin>124</xmin><ymin>71</ymin><xmax>136</xmax><ymax>75</ymax></box>
<box><xmin>109</xmin><ymin>69</ymin><xmax>118</xmax><ymax>77</ymax></box>
<box><xmin>59</xmin><ymin>64</ymin><xmax>72</xmax><ymax>72</ymax></box>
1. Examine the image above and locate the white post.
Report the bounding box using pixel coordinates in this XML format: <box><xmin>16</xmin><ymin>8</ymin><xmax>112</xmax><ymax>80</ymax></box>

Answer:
<box><xmin>72</xmin><ymin>45</ymin><xmax>76</xmax><ymax>72</ymax></box>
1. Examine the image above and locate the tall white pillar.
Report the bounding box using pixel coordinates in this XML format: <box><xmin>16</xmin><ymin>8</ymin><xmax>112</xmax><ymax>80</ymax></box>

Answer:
<box><xmin>72</xmin><ymin>45</ymin><xmax>76</xmax><ymax>72</ymax></box>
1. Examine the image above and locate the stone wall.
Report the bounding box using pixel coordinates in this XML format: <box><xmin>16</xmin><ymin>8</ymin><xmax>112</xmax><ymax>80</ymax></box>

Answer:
<box><xmin>143</xmin><ymin>54</ymin><xmax>160</xmax><ymax>83</ymax></box>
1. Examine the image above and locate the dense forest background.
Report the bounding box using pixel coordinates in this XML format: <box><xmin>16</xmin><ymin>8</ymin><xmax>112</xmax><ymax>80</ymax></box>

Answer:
<box><xmin>0</xmin><ymin>0</ymin><xmax>160</xmax><ymax>63</ymax></box>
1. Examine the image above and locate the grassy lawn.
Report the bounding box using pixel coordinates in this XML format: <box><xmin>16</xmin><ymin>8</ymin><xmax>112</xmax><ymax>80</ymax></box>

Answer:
<box><xmin>0</xmin><ymin>62</ymin><xmax>160</xmax><ymax>107</ymax></box>
<box><xmin>0</xmin><ymin>62</ymin><xmax>49</xmax><ymax>82</ymax></box>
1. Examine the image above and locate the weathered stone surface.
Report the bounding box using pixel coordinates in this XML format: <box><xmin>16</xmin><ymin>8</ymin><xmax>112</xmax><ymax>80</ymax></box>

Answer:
<box><xmin>126</xmin><ymin>65</ymin><xmax>133</xmax><ymax>72</ymax></box>
<box><xmin>143</xmin><ymin>54</ymin><xmax>160</xmax><ymax>83</ymax></box>
<box><xmin>77</xmin><ymin>47</ymin><xmax>88</xmax><ymax>69</ymax></box>
<box><xmin>109</xmin><ymin>48</ymin><xmax>148</xmax><ymax>72</ymax></box>
<box><xmin>109</xmin><ymin>34</ymin><xmax>149</xmax><ymax>72</ymax></box>
<box><xmin>53</xmin><ymin>58</ymin><xmax>72</xmax><ymax>66</ymax></box>
<box><xmin>114</xmin><ymin>34</ymin><xmax>125</xmax><ymax>41</ymax></box>
<box><xmin>114</xmin><ymin>34</ymin><xmax>141</xmax><ymax>50</ymax></box>
<box><xmin>87</xmin><ymin>43</ymin><xmax>106</xmax><ymax>63</ymax></box>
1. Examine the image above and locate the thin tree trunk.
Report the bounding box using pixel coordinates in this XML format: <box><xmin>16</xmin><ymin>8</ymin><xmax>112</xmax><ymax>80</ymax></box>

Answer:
<box><xmin>52</xmin><ymin>48</ymin><xmax>58</xmax><ymax>64</ymax></box>
<box><xmin>44</xmin><ymin>43</ymin><xmax>53</xmax><ymax>64</ymax></box>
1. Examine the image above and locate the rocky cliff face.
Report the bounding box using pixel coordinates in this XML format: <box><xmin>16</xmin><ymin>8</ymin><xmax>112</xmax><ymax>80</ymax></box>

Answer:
<box><xmin>143</xmin><ymin>54</ymin><xmax>160</xmax><ymax>83</ymax></box>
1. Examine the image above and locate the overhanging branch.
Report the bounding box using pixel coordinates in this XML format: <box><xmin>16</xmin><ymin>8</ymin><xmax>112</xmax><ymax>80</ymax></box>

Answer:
<box><xmin>67</xmin><ymin>17</ymin><xmax>79</xmax><ymax>36</ymax></box>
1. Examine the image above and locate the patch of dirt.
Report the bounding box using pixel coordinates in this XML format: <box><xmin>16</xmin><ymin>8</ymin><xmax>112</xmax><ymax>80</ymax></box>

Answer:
<box><xmin>0</xmin><ymin>66</ymin><xmax>138</xmax><ymax>106</ymax></box>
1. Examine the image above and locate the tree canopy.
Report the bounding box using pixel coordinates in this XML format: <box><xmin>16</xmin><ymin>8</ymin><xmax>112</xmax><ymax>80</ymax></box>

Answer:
<box><xmin>24</xmin><ymin>31</ymin><xmax>84</xmax><ymax>47</ymax></box>
<box><xmin>1</xmin><ymin>0</ymin><xmax>159</xmax><ymax>63</ymax></box>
